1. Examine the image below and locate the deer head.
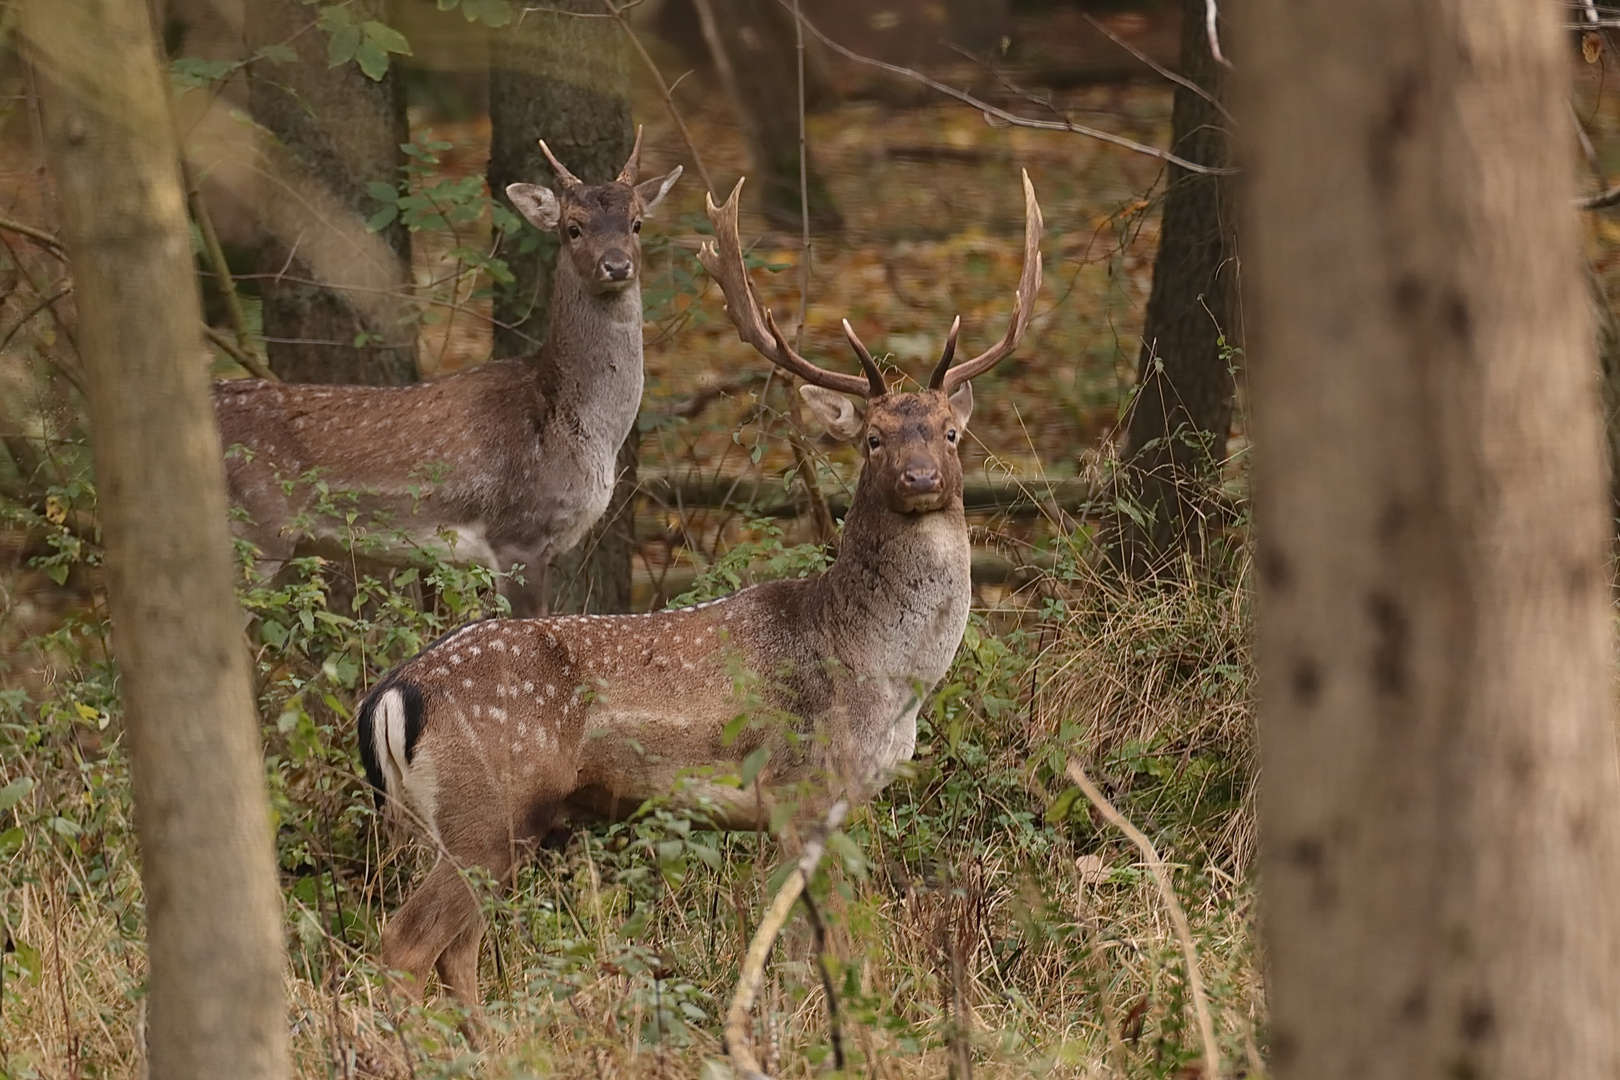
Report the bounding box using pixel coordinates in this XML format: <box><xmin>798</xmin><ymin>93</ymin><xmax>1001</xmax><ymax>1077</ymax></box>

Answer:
<box><xmin>506</xmin><ymin>126</ymin><xmax>682</xmax><ymax>294</ymax></box>
<box><xmin>698</xmin><ymin>171</ymin><xmax>1043</xmax><ymax>514</ymax></box>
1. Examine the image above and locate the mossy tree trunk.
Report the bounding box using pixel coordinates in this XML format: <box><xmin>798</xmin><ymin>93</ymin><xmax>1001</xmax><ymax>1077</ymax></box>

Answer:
<box><xmin>488</xmin><ymin>0</ymin><xmax>636</xmax><ymax>612</ymax></box>
<box><xmin>1107</xmin><ymin>0</ymin><xmax>1237</xmax><ymax>577</ymax></box>
<box><xmin>23</xmin><ymin>1</ymin><xmax>287</xmax><ymax>1077</ymax></box>
<box><xmin>245</xmin><ymin>0</ymin><xmax>418</xmax><ymax>385</ymax></box>
<box><xmin>1244</xmin><ymin>1</ymin><xmax>1620</xmax><ymax>1077</ymax></box>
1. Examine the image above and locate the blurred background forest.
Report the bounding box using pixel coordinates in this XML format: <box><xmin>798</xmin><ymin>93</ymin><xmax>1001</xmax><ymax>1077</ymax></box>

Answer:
<box><xmin>0</xmin><ymin>1</ymin><xmax>1617</xmax><ymax>1077</ymax></box>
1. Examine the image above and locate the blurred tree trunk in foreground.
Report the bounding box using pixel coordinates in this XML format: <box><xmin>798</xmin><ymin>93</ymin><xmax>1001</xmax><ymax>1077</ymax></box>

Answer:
<box><xmin>489</xmin><ymin>2</ymin><xmax>636</xmax><ymax>612</ymax></box>
<box><xmin>1107</xmin><ymin>0</ymin><xmax>1237</xmax><ymax>577</ymax></box>
<box><xmin>245</xmin><ymin>0</ymin><xmax>418</xmax><ymax>384</ymax></box>
<box><xmin>691</xmin><ymin>0</ymin><xmax>841</xmax><ymax>231</ymax></box>
<box><xmin>1244</xmin><ymin>1</ymin><xmax>1620</xmax><ymax>1077</ymax></box>
<box><xmin>22</xmin><ymin>2</ymin><xmax>287</xmax><ymax>1078</ymax></box>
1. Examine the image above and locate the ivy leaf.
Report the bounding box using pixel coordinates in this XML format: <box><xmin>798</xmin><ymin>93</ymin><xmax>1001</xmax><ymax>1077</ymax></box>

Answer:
<box><xmin>366</xmin><ymin>204</ymin><xmax>400</xmax><ymax>233</ymax></box>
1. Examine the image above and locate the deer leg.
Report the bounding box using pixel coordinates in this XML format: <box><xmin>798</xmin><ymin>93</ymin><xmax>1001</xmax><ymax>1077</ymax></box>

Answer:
<box><xmin>380</xmin><ymin>857</ymin><xmax>480</xmax><ymax>1006</ymax></box>
<box><xmin>435</xmin><ymin>917</ymin><xmax>490</xmax><ymax>1048</ymax></box>
<box><xmin>495</xmin><ymin>545</ymin><xmax>550</xmax><ymax>618</ymax></box>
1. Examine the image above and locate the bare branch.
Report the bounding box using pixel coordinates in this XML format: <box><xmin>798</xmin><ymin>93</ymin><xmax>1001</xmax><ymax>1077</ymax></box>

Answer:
<box><xmin>1083</xmin><ymin>14</ymin><xmax>1235</xmax><ymax>125</ymax></box>
<box><xmin>1067</xmin><ymin>760</ymin><xmax>1221</xmax><ymax>1080</ymax></box>
<box><xmin>600</xmin><ymin>0</ymin><xmax>717</xmax><ymax>194</ymax></box>
<box><xmin>725</xmin><ymin>800</ymin><xmax>849</xmax><ymax>1080</ymax></box>
<box><xmin>1205</xmin><ymin>0</ymin><xmax>1233</xmax><ymax>69</ymax></box>
<box><xmin>0</xmin><ymin>212</ymin><xmax>65</xmax><ymax>257</ymax></box>
<box><xmin>777</xmin><ymin>1</ymin><xmax>1235</xmax><ymax>176</ymax></box>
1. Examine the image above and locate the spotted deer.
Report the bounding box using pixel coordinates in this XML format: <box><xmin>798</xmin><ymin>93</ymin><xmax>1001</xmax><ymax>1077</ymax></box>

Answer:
<box><xmin>355</xmin><ymin>173</ymin><xmax>1043</xmax><ymax>1027</ymax></box>
<box><xmin>213</xmin><ymin>131</ymin><xmax>681</xmax><ymax>616</ymax></box>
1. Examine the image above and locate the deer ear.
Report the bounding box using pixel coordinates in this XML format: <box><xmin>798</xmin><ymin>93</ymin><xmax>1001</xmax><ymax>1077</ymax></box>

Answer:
<box><xmin>948</xmin><ymin>383</ymin><xmax>973</xmax><ymax>428</ymax></box>
<box><xmin>507</xmin><ymin>183</ymin><xmax>560</xmax><ymax>230</ymax></box>
<box><xmin>634</xmin><ymin>166</ymin><xmax>682</xmax><ymax>217</ymax></box>
<box><xmin>799</xmin><ymin>384</ymin><xmax>865</xmax><ymax>442</ymax></box>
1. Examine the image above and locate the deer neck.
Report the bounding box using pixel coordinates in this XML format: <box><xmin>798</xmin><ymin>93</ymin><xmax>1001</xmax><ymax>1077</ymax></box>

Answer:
<box><xmin>814</xmin><ymin>479</ymin><xmax>973</xmax><ymax>679</ymax></box>
<box><xmin>533</xmin><ymin>256</ymin><xmax>645</xmax><ymax>452</ymax></box>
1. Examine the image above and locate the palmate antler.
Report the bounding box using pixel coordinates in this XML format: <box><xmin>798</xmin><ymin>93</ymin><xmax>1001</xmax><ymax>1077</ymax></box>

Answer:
<box><xmin>699</xmin><ymin>171</ymin><xmax>1044</xmax><ymax>397</ymax></box>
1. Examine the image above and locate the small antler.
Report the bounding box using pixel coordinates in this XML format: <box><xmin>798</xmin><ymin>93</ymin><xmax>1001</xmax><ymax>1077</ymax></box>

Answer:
<box><xmin>616</xmin><ymin>125</ymin><xmax>644</xmax><ymax>185</ymax></box>
<box><xmin>926</xmin><ymin>317</ymin><xmax>962</xmax><ymax>390</ymax></box>
<box><xmin>537</xmin><ymin>139</ymin><xmax>582</xmax><ymax>189</ymax></box>
<box><xmin>841</xmin><ymin>320</ymin><xmax>889</xmax><ymax>397</ymax></box>
<box><xmin>935</xmin><ymin>170</ymin><xmax>1044</xmax><ymax>392</ymax></box>
<box><xmin>698</xmin><ymin>178</ymin><xmax>876</xmax><ymax>398</ymax></box>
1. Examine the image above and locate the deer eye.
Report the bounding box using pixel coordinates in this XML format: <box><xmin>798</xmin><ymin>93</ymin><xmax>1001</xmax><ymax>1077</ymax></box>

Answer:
<box><xmin>632</xmin><ymin>220</ymin><xmax>642</xmax><ymax>234</ymax></box>
<box><xmin>867</xmin><ymin>434</ymin><xmax>881</xmax><ymax>451</ymax></box>
<box><xmin>946</xmin><ymin>429</ymin><xmax>958</xmax><ymax>443</ymax></box>
<box><xmin>567</xmin><ymin>224</ymin><xmax>582</xmax><ymax>240</ymax></box>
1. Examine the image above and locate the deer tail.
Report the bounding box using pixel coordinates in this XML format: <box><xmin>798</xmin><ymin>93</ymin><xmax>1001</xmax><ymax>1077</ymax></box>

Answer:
<box><xmin>356</xmin><ymin>679</ymin><xmax>425</xmax><ymax>810</ymax></box>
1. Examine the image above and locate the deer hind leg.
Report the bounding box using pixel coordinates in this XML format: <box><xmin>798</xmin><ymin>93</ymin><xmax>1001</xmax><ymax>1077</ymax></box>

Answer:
<box><xmin>381</xmin><ymin>857</ymin><xmax>481</xmax><ymax>1010</ymax></box>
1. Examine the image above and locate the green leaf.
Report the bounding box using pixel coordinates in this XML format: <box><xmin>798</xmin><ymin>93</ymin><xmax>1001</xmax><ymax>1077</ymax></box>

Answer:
<box><xmin>0</xmin><ymin>826</ymin><xmax>24</xmax><ymax>856</ymax></box>
<box><xmin>362</xmin><ymin>21</ymin><xmax>412</xmax><ymax>57</ymax></box>
<box><xmin>366</xmin><ymin>204</ymin><xmax>399</xmax><ymax>232</ymax></box>
<box><xmin>366</xmin><ymin>180</ymin><xmax>400</xmax><ymax>202</ymax></box>
<box><xmin>1047</xmin><ymin>785</ymin><xmax>1082</xmax><ymax>823</ymax></box>
<box><xmin>0</xmin><ymin>776</ymin><xmax>34</xmax><ymax>813</ymax></box>
<box><xmin>395</xmin><ymin>567</ymin><xmax>418</xmax><ymax>586</ymax></box>
<box><xmin>720</xmin><ymin>713</ymin><xmax>747</xmax><ymax>747</ymax></box>
<box><xmin>462</xmin><ymin>0</ymin><xmax>513</xmax><ymax>26</ymax></box>
<box><xmin>258</xmin><ymin>43</ymin><xmax>297</xmax><ymax>64</ymax></box>
<box><xmin>46</xmin><ymin>563</ymin><xmax>67</xmax><ymax>585</ymax></box>
<box><xmin>326</xmin><ymin>22</ymin><xmax>361</xmax><ymax>68</ymax></box>
<box><xmin>355</xmin><ymin>38</ymin><xmax>389</xmax><ymax>80</ymax></box>
<box><xmin>739</xmin><ymin>745</ymin><xmax>771</xmax><ymax>788</ymax></box>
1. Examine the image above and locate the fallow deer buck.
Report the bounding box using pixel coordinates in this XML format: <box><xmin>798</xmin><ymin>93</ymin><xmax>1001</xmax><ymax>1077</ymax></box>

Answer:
<box><xmin>355</xmin><ymin>172</ymin><xmax>1043</xmax><ymax>1027</ymax></box>
<box><xmin>213</xmin><ymin>131</ymin><xmax>681</xmax><ymax>615</ymax></box>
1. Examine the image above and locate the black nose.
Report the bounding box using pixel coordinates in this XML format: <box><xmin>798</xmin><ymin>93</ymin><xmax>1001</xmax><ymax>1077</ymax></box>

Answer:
<box><xmin>902</xmin><ymin>468</ymin><xmax>941</xmax><ymax>493</ymax></box>
<box><xmin>602</xmin><ymin>256</ymin><xmax>632</xmax><ymax>281</ymax></box>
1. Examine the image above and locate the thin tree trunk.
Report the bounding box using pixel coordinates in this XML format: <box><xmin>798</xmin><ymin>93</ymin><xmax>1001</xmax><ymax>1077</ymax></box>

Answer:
<box><xmin>22</xmin><ymin>3</ymin><xmax>287</xmax><ymax>1078</ymax></box>
<box><xmin>489</xmin><ymin>0</ymin><xmax>637</xmax><ymax>612</ymax></box>
<box><xmin>1243</xmin><ymin>2</ymin><xmax>1620</xmax><ymax>1077</ymax></box>
<box><xmin>245</xmin><ymin>0</ymin><xmax>417</xmax><ymax>384</ymax></box>
<box><xmin>693</xmin><ymin>0</ymin><xmax>841</xmax><ymax>231</ymax></box>
<box><xmin>1108</xmin><ymin>0</ymin><xmax>1237</xmax><ymax>576</ymax></box>
<box><xmin>1587</xmin><ymin>260</ymin><xmax>1620</xmax><ymax>518</ymax></box>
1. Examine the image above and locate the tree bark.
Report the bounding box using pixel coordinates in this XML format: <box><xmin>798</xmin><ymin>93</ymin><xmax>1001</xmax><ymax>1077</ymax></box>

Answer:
<box><xmin>1588</xmin><ymin>261</ymin><xmax>1620</xmax><ymax>518</ymax></box>
<box><xmin>489</xmin><ymin>0</ymin><xmax>638</xmax><ymax>612</ymax></box>
<box><xmin>488</xmin><ymin>0</ymin><xmax>632</xmax><ymax>356</ymax></box>
<box><xmin>245</xmin><ymin>0</ymin><xmax>418</xmax><ymax>384</ymax></box>
<box><xmin>692</xmin><ymin>0</ymin><xmax>841</xmax><ymax>232</ymax></box>
<box><xmin>1108</xmin><ymin>0</ymin><xmax>1237</xmax><ymax>576</ymax></box>
<box><xmin>22</xmin><ymin>2</ymin><xmax>287</xmax><ymax>1078</ymax></box>
<box><xmin>1242</xmin><ymin>3</ymin><xmax>1620</xmax><ymax>1078</ymax></box>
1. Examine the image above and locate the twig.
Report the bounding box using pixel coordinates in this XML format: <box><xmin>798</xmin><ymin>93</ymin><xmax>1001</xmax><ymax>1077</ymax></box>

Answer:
<box><xmin>0</xmin><ymin>282</ymin><xmax>72</xmax><ymax>358</ymax></box>
<box><xmin>601</xmin><ymin>0</ymin><xmax>716</xmax><ymax>195</ymax></box>
<box><xmin>1204</xmin><ymin>0</ymin><xmax>1232</xmax><ymax>69</ymax></box>
<box><xmin>1573</xmin><ymin>100</ymin><xmax>1605</xmax><ymax>187</ymax></box>
<box><xmin>185</xmin><ymin>164</ymin><xmax>267</xmax><ymax>374</ymax></box>
<box><xmin>650</xmin><ymin>372</ymin><xmax>769</xmax><ymax>422</ymax></box>
<box><xmin>1580</xmin><ymin>182</ymin><xmax>1620</xmax><ymax>211</ymax></box>
<box><xmin>799</xmin><ymin>889</ymin><xmax>845</xmax><ymax>1071</ymax></box>
<box><xmin>1066</xmin><ymin>760</ymin><xmax>1221</xmax><ymax>1080</ymax></box>
<box><xmin>776</xmin><ymin>1</ymin><xmax>1232</xmax><ymax>176</ymax></box>
<box><xmin>726</xmin><ymin>800</ymin><xmax>849</xmax><ymax>1080</ymax></box>
<box><xmin>1082</xmin><ymin>14</ymin><xmax>1235</xmax><ymax>125</ymax></box>
<box><xmin>785</xmin><ymin>0</ymin><xmax>836</xmax><ymax>543</ymax></box>
<box><xmin>205</xmin><ymin>324</ymin><xmax>280</xmax><ymax>382</ymax></box>
<box><xmin>0</xmin><ymin>212</ymin><xmax>64</xmax><ymax>257</ymax></box>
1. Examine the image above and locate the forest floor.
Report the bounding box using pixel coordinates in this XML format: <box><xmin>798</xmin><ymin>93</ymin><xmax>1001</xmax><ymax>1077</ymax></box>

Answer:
<box><xmin>3</xmin><ymin>13</ymin><xmax>1620</xmax><ymax>1080</ymax></box>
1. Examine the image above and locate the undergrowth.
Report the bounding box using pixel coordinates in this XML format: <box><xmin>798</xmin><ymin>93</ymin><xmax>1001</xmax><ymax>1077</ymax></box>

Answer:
<box><xmin>0</xmin><ymin>486</ymin><xmax>1262</xmax><ymax>1080</ymax></box>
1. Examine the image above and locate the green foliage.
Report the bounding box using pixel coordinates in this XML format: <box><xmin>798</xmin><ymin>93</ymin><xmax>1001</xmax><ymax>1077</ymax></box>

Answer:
<box><xmin>317</xmin><ymin>5</ymin><xmax>413</xmax><ymax>80</ymax></box>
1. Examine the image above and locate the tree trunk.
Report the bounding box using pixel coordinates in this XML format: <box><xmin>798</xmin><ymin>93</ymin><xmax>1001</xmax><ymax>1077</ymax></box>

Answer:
<box><xmin>245</xmin><ymin>0</ymin><xmax>417</xmax><ymax>384</ymax></box>
<box><xmin>488</xmin><ymin>0</ymin><xmax>632</xmax><ymax>356</ymax></box>
<box><xmin>1588</xmin><ymin>261</ymin><xmax>1620</xmax><ymax>518</ymax></box>
<box><xmin>489</xmin><ymin>0</ymin><xmax>638</xmax><ymax>612</ymax></box>
<box><xmin>1243</xmin><ymin>2</ymin><xmax>1620</xmax><ymax>1078</ymax></box>
<box><xmin>692</xmin><ymin>0</ymin><xmax>841</xmax><ymax>231</ymax></box>
<box><xmin>1108</xmin><ymin>0</ymin><xmax>1237</xmax><ymax>576</ymax></box>
<box><xmin>23</xmin><ymin>3</ymin><xmax>287</xmax><ymax>1078</ymax></box>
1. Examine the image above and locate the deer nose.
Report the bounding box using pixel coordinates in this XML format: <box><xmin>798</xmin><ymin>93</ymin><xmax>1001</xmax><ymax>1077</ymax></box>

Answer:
<box><xmin>902</xmin><ymin>467</ymin><xmax>941</xmax><ymax>493</ymax></box>
<box><xmin>601</xmin><ymin>255</ymin><xmax>633</xmax><ymax>281</ymax></box>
